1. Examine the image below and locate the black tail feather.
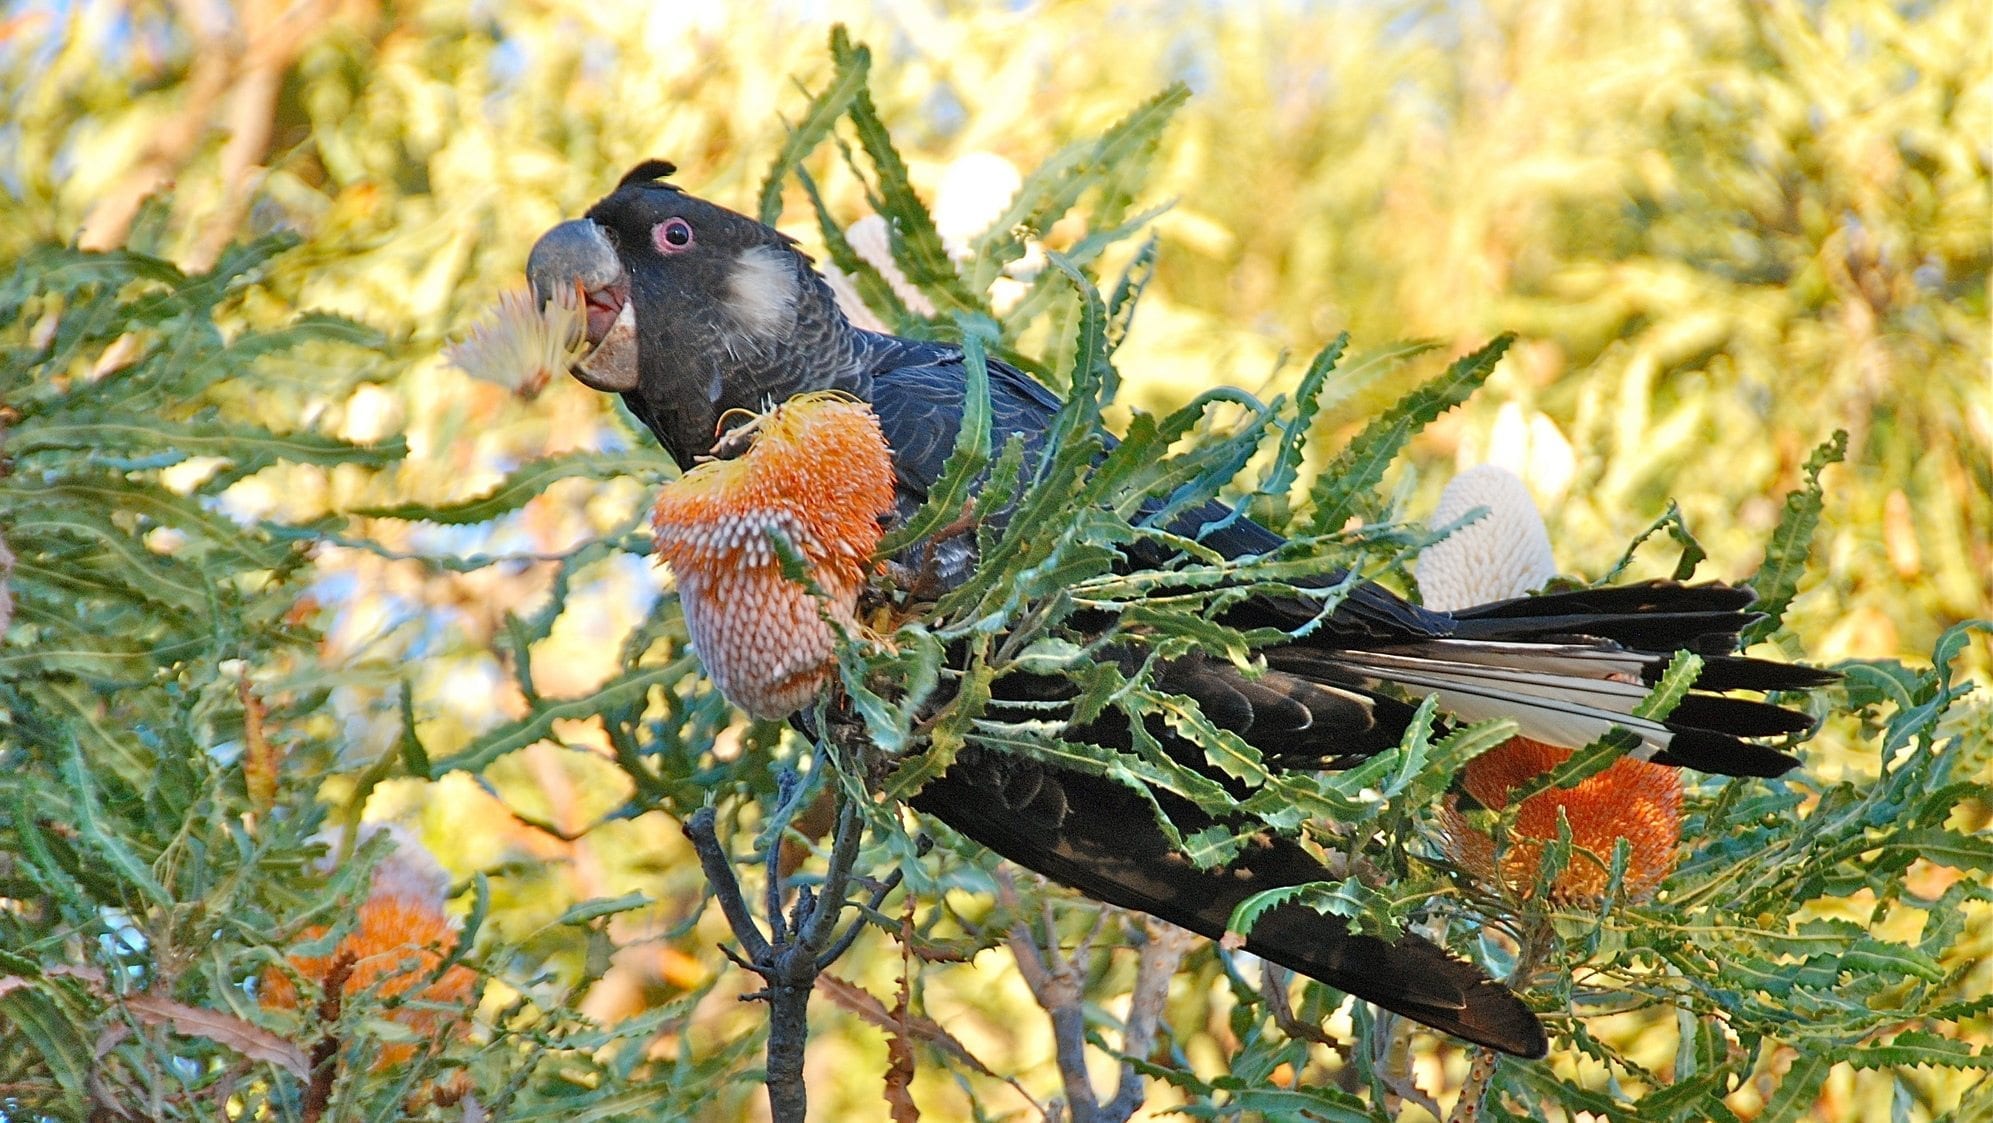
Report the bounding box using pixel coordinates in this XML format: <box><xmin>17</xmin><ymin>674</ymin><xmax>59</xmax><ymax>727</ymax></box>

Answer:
<box><xmin>1650</xmin><ymin>729</ymin><xmax>1801</xmax><ymax>776</ymax></box>
<box><xmin>1681</xmin><ymin>653</ymin><xmax>1840</xmax><ymax>692</ymax></box>
<box><xmin>1451</xmin><ymin>582</ymin><xmax>1755</xmax><ymax>621</ymax></box>
<box><xmin>1664</xmin><ymin>694</ymin><xmax>1819</xmax><ymax>738</ymax></box>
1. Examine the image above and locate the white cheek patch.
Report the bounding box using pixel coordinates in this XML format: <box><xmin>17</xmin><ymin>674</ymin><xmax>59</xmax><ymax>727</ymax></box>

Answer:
<box><xmin>725</xmin><ymin>244</ymin><xmax>800</xmax><ymax>340</ymax></box>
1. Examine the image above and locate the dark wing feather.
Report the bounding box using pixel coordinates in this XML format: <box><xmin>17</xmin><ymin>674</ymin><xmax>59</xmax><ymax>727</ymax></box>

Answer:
<box><xmin>911</xmin><ymin>747</ymin><xmax>1549</xmax><ymax>1057</ymax></box>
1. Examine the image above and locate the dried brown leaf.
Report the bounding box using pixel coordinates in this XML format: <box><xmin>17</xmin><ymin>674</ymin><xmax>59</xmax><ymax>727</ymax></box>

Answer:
<box><xmin>239</xmin><ymin>673</ymin><xmax>277</xmax><ymax>816</ymax></box>
<box><xmin>122</xmin><ymin>992</ymin><xmax>311</xmax><ymax>1079</ymax></box>
<box><xmin>814</xmin><ymin>974</ymin><xmax>997</xmax><ymax>1080</ymax></box>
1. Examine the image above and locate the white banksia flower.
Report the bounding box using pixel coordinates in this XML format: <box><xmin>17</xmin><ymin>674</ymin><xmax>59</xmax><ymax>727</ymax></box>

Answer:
<box><xmin>1418</xmin><ymin>464</ymin><xmax>1557</xmax><ymax>611</ymax></box>
<box><xmin>827</xmin><ymin>152</ymin><xmax>1031</xmax><ymax>324</ymax></box>
<box><xmin>446</xmin><ymin>285</ymin><xmax>588</xmax><ymax>398</ymax></box>
<box><xmin>933</xmin><ymin>151</ymin><xmax>1022</xmax><ymax>259</ymax></box>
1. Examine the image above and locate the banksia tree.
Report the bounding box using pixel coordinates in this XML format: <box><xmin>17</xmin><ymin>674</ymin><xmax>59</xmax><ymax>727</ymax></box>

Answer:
<box><xmin>1</xmin><ymin>10</ymin><xmax>1986</xmax><ymax>1123</ymax></box>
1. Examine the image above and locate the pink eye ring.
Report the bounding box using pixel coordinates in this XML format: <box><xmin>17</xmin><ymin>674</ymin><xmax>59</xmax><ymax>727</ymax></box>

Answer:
<box><xmin>653</xmin><ymin>217</ymin><xmax>695</xmax><ymax>253</ymax></box>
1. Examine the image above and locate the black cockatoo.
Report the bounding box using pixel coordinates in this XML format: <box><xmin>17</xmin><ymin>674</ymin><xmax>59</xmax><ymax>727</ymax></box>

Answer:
<box><xmin>526</xmin><ymin>160</ymin><xmax>1833</xmax><ymax>1059</ymax></box>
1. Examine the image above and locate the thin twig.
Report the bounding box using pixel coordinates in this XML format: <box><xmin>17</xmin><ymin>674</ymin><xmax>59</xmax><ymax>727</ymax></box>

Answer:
<box><xmin>1101</xmin><ymin>918</ymin><xmax>1196</xmax><ymax>1121</ymax></box>
<box><xmin>1373</xmin><ymin>1012</ymin><xmax>1443</xmax><ymax>1118</ymax></box>
<box><xmin>998</xmin><ymin>869</ymin><xmax>1100</xmax><ymax>1121</ymax></box>
<box><xmin>999</xmin><ymin>870</ymin><xmax>1192</xmax><ymax>1123</ymax></box>
<box><xmin>821</xmin><ymin>835</ymin><xmax>931</xmax><ymax>965</ymax></box>
<box><xmin>681</xmin><ymin>807</ymin><xmax>772</xmax><ymax>963</ymax></box>
<box><xmin>763</xmin><ymin>768</ymin><xmax>809</xmax><ymax>946</ymax></box>
<box><xmin>683</xmin><ymin>783</ymin><xmax>887</xmax><ymax>1123</ymax></box>
<box><xmin>798</xmin><ymin>795</ymin><xmax>865</xmax><ymax>956</ymax></box>
<box><xmin>1260</xmin><ymin>963</ymin><xmax>1340</xmax><ymax>1048</ymax></box>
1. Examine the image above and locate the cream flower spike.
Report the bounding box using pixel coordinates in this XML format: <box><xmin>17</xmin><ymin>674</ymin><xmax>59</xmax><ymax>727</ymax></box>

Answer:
<box><xmin>1417</xmin><ymin>464</ymin><xmax>1557</xmax><ymax>611</ymax></box>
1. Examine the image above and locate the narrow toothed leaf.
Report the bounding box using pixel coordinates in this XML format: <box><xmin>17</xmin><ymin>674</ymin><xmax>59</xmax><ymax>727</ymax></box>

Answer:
<box><xmin>1304</xmin><ymin>334</ymin><xmax>1511</xmax><ymax>535</ymax></box>
<box><xmin>1596</xmin><ymin>499</ymin><xmax>1709</xmax><ymax>585</ymax></box>
<box><xmin>759</xmin><ymin>30</ymin><xmax>872</xmax><ymax>225</ymax></box>
<box><xmin>1744</xmin><ymin>430</ymin><xmax>1847</xmax><ymax>645</ymax></box>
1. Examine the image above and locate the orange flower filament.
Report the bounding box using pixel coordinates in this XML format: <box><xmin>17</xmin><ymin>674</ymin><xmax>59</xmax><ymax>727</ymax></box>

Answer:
<box><xmin>650</xmin><ymin>394</ymin><xmax>897</xmax><ymax>719</ymax></box>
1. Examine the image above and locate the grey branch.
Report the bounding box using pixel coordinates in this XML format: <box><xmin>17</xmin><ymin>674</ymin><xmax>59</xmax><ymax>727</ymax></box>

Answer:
<box><xmin>998</xmin><ymin>869</ymin><xmax>1193</xmax><ymax>1123</ymax></box>
<box><xmin>681</xmin><ymin>793</ymin><xmax>885</xmax><ymax>1123</ymax></box>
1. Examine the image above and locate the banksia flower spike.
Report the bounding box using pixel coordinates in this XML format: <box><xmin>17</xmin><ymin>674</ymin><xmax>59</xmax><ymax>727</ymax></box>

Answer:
<box><xmin>650</xmin><ymin>393</ymin><xmax>898</xmax><ymax>719</ymax></box>
<box><xmin>1422</xmin><ymin>466</ymin><xmax>1683</xmax><ymax>905</ymax></box>
<box><xmin>1445</xmin><ymin>735</ymin><xmax>1683</xmax><ymax>904</ymax></box>
<box><xmin>263</xmin><ymin>825</ymin><xmax>476</xmax><ymax>1069</ymax></box>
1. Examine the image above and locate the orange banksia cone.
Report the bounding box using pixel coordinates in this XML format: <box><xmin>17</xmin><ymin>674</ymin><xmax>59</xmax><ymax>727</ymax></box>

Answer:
<box><xmin>1442</xmin><ymin>738</ymin><xmax>1682</xmax><ymax>904</ymax></box>
<box><xmin>650</xmin><ymin>393</ymin><xmax>898</xmax><ymax>720</ymax></box>
<box><xmin>1420</xmin><ymin>466</ymin><xmax>1683</xmax><ymax>904</ymax></box>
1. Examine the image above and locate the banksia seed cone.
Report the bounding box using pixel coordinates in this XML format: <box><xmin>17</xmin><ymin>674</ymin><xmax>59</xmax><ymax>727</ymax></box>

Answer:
<box><xmin>263</xmin><ymin>827</ymin><xmax>475</xmax><ymax>1068</ymax></box>
<box><xmin>650</xmin><ymin>393</ymin><xmax>897</xmax><ymax>720</ymax></box>
<box><xmin>1422</xmin><ymin>465</ymin><xmax>1683</xmax><ymax>904</ymax></box>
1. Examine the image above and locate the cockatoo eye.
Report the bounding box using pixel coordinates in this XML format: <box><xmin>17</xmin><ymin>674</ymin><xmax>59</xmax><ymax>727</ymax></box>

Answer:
<box><xmin>653</xmin><ymin>217</ymin><xmax>695</xmax><ymax>254</ymax></box>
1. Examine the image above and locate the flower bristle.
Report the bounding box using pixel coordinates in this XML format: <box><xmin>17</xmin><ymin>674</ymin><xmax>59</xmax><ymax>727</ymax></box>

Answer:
<box><xmin>650</xmin><ymin>394</ymin><xmax>897</xmax><ymax>719</ymax></box>
<box><xmin>446</xmin><ymin>285</ymin><xmax>587</xmax><ymax>398</ymax></box>
<box><xmin>1442</xmin><ymin>738</ymin><xmax>1683</xmax><ymax>904</ymax></box>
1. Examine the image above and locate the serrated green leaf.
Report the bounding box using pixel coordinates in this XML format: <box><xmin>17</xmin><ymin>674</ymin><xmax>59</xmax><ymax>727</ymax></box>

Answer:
<box><xmin>758</xmin><ymin>30</ymin><xmax>871</xmax><ymax>225</ymax></box>
<box><xmin>61</xmin><ymin>738</ymin><xmax>172</xmax><ymax>908</ymax></box>
<box><xmin>837</xmin><ymin>32</ymin><xmax>987</xmax><ymax>319</ymax></box>
<box><xmin>430</xmin><ymin>658</ymin><xmax>700</xmax><ymax>775</ymax></box>
<box><xmin>553</xmin><ymin>893</ymin><xmax>653</xmax><ymax>927</ymax></box>
<box><xmin>12</xmin><ymin>411</ymin><xmax>403</xmax><ymax>473</ymax></box>
<box><xmin>1845</xmin><ymin>1031</ymin><xmax>1993</xmax><ymax>1071</ymax></box>
<box><xmin>877</xmin><ymin>321</ymin><xmax>992</xmax><ymax>556</ymax></box>
<box><xmin>1745</xmin><ymin>431</ymin><xmax>1847</xmax><ymax>644</ymax></box>
<box><xmin>1222</xmin><ymin>1085</ymin><xmax>1377</xmax><ymax>1122</ymax></box>
<box><xmin>1304</xmin><ymin>334</ymin><xmax>1511</xmax><ymax>535</ymax></box>
<box><xmin>356</xmin><ymin>450</ymin><xmax>666</xmax><ymax>524</ymax></box>
<box><xmin>1634</xmin><ymin>650</ymin><xmax>1703</xmax><ymax>721</ymax></box>
<box><xmin>226</xmin><ymin>310</ymin><xmax>386</xmax><ymax>357</ymax></box>
<box><xmin>1225</xmin><ymin>878</ymin><xmax>1398</xmax><ymax>943</ymax></box>
<box><xmin>967</xmin><ymin>84</ymin><xmax>1186</xmax><ymax>288</ymax></box>
<box><xmin>798</xmin><ymin>165</ymin><xmax>920</xmax><ymax>332</ymax></box>
<box><xmin>0</xmin><ymin>986</ymin><xmax>92</xmax><ymax>1117</ymax></box>
<box><xmin>1878</xmin><ymin>828</ymin><xmax>1993</xmax><ymax>872</ymax></box>
<box><xmin>1841</xmin><ymin>938</ymin><xmax>1944</xmax><ymax>982</ymax></box>
<box><xmin>1757</xmin><ymin>1046</ymin><xmax>1836</xmax><ymax>1123</ymax></box>
<box><xmin>880</xmin><ymin>639</ymin><xmax>984</xmax><ymax>801</ymax></box>
<box><xmin>1251</xmin><ymin>333</ymin><xmax>1347</xmax><ymax>525</ymax></box>
<box><xmin>1596</xmin><ymin>499</ymin><xmax>1709</xmax><ymax>585</ymax></box>
<box><xmin>7</xmin><ymin>479</ymin><xmax>291</xmax><ymax>569</ymax></box>
<box><xmin>1507</xmin><ymin>728</ymin><xmax>1632</xmax><ymax>805</ymax></box>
